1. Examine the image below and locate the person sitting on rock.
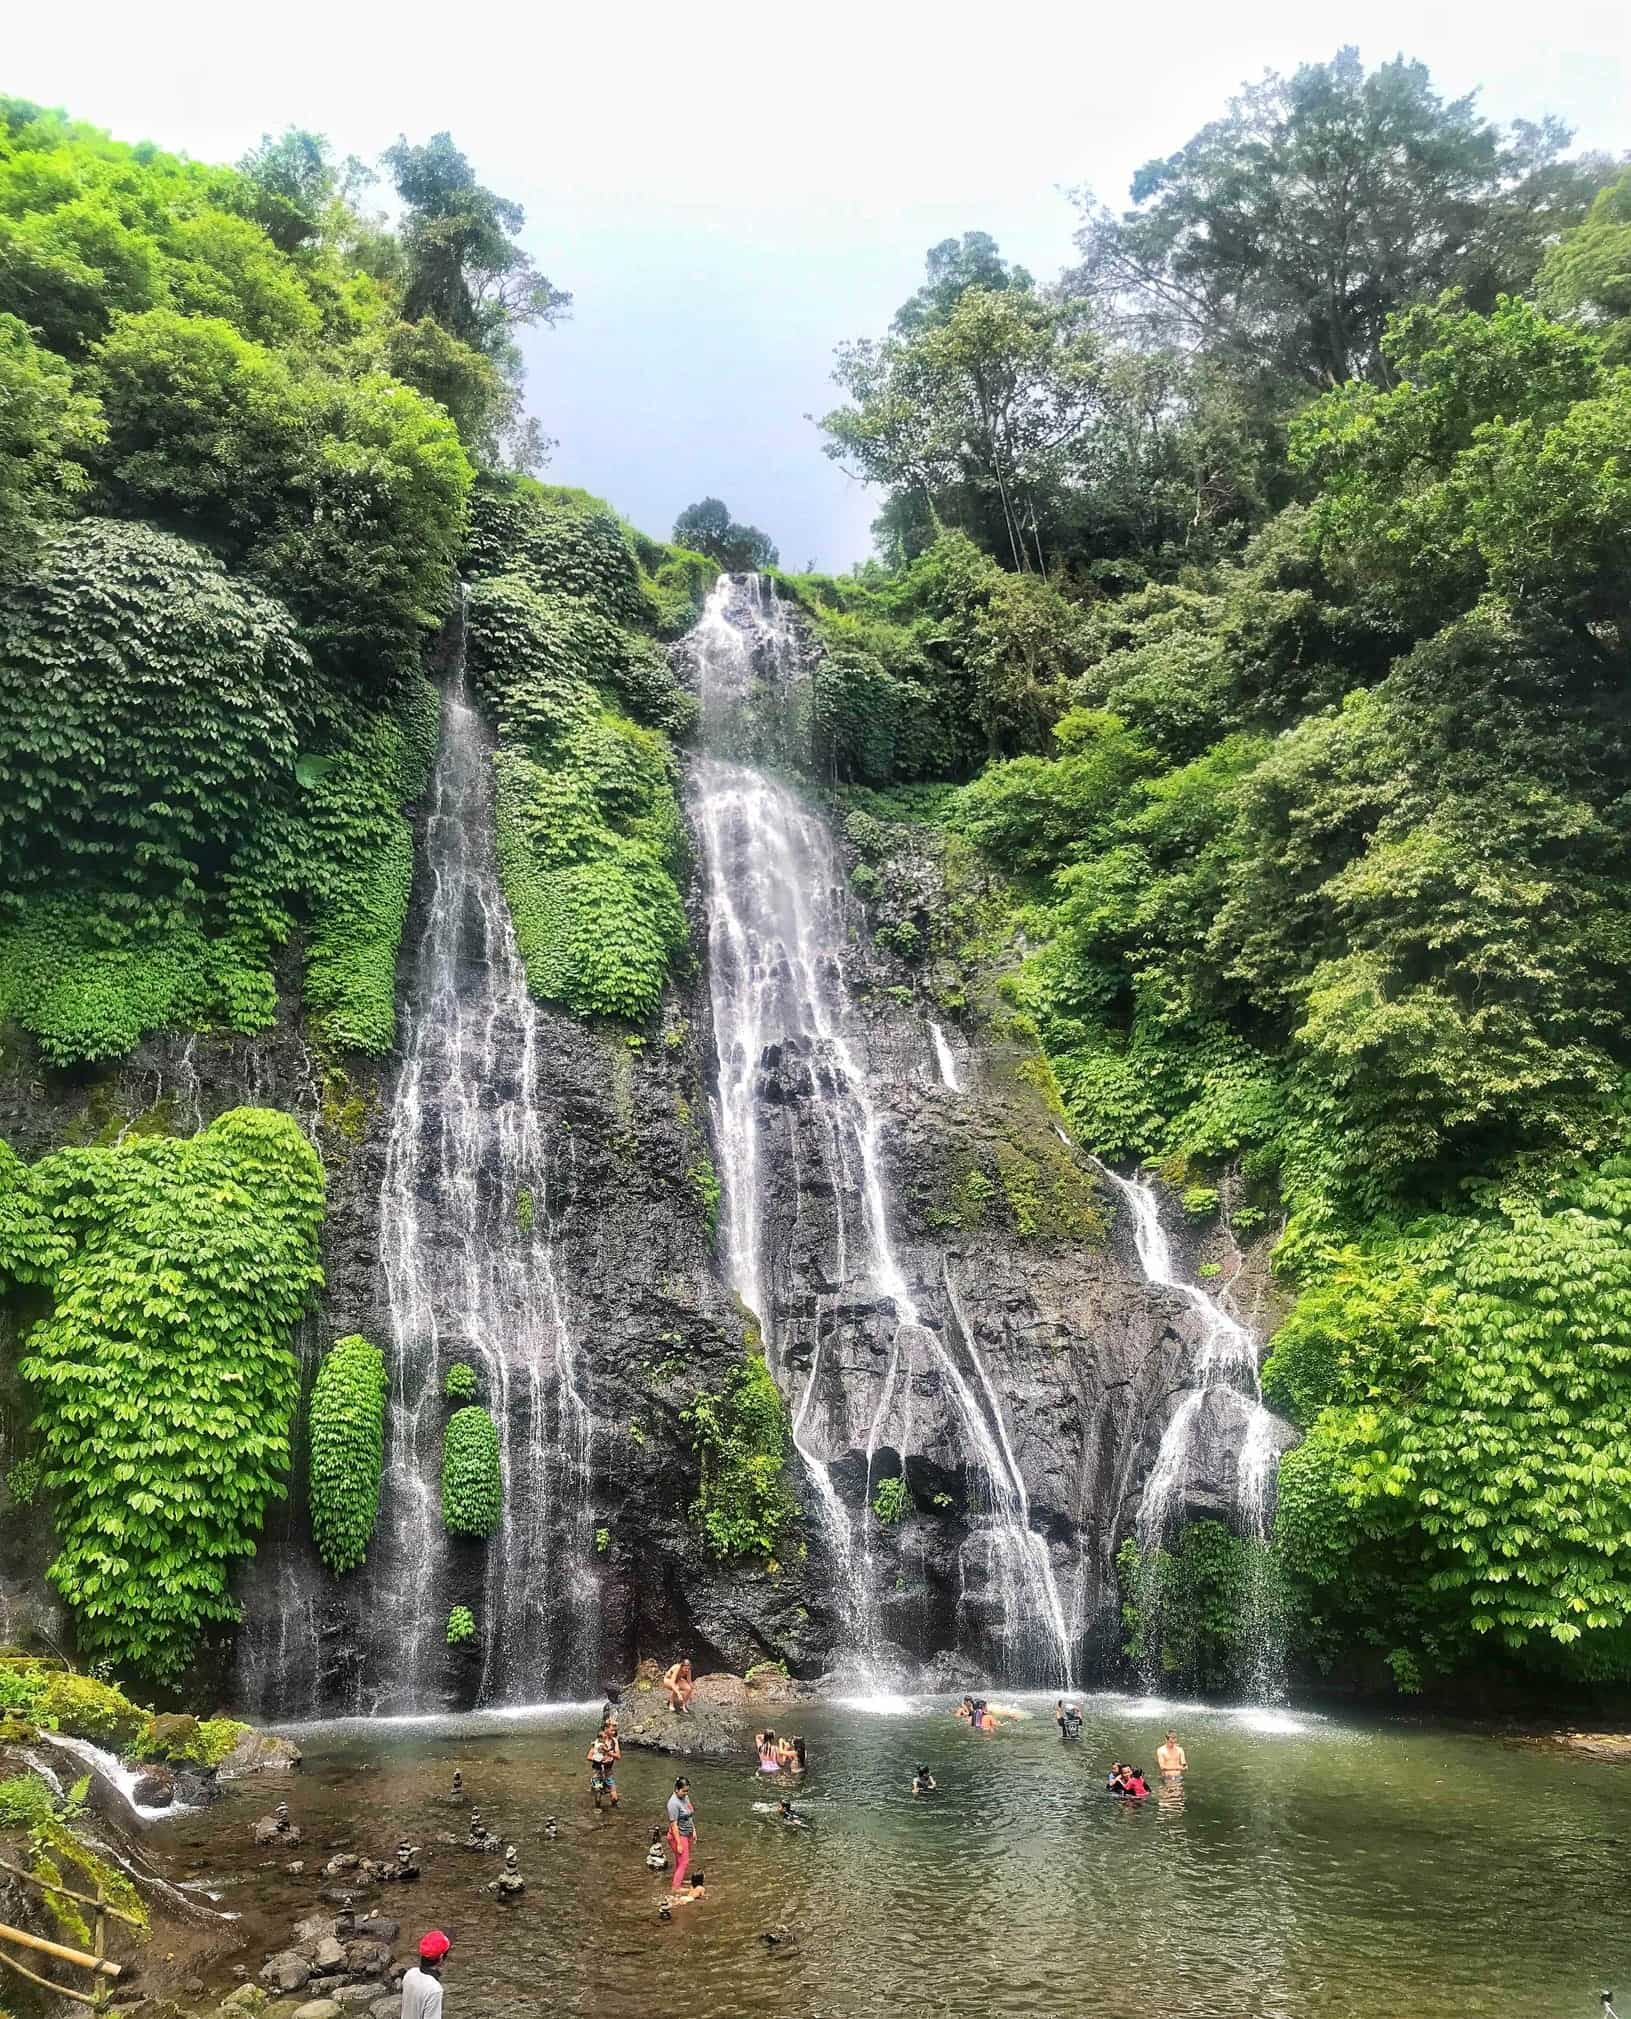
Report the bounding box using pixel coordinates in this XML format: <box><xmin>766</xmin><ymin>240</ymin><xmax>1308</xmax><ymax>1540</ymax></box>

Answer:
<box><xmin>663</xmin><ymin>1658</ymin><xmax>695</xmax><ymax>1714</ymax></box>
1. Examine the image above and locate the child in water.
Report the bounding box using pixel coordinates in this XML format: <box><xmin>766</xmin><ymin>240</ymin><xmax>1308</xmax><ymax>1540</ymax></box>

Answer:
<box><xmin>912</xmin><ymin>1765</ymin><xmax>937</xmax><ymax>1796</ymax></box>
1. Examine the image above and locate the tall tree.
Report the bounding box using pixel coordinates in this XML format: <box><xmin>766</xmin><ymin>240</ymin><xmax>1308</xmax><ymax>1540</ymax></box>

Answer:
<box><xmin>1070</xmin><ymin>48</ymin><xmax>1610</xmax><ymax>391</ymax></box>
<box><xmin>672</xmin><ymin>497</ymin><xmax>779</xmax><ymax>571</ymax></box>
<box><xmin>1538</xmin><ymin>168</ymin><xmax>1631</xmax><ymax>364</ymax></box>
<box><xmin>893</xmin><ymin>231</ymin><xmax>1034</xmax><ymax>334</ymax></box>
<box><xmin>821</xmin><ymin>272</ymin><xmax>1103</xmax><ymax>570</ymax></box>
<box><xmin>382</xmin><ymin>133</ymin><xmax>569</xmax><ymax>358</ymax></box>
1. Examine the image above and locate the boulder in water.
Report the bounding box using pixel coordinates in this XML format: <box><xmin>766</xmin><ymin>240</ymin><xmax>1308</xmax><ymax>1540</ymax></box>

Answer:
<box><xmin>259</xmin><ymin>1952</ymin><xmax>312</xmax><ymax>1994</ymax></box>
<box><xmin>132</xmin><ymin>1765</ymin><xmax>175</xmax><ymax>1808</ymax></box>
<box><xmin>220</xmin><ymin>1728</ymin><xmax>303</xmax><ymax>1780</ymax></box>
<box><xmin>290</xmin><ymin>2002</ymin><xmax>343</xmax><ymax>2019</ymax></box>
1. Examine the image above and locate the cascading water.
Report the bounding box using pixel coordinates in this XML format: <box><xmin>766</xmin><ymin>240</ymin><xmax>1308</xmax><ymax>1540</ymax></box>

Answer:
<box><xmin>928</xmin><ymin>1020</ymin><xmax>961</xmax><ymax>1091</ymax></box>
<box><xmin>1096</xmin><ymin>1162</ymin><xmax>1290</xmax><ymax>1694</ymax></box>
<box><xmin>687</xmin><ymin>575</ymin><xmax>1073</xmax><ymax>1686</ymax></box>
<box><xmin>361</xmin><ymin>598</ymin><xmax>595</xmax><ymax>1710</ymax></box>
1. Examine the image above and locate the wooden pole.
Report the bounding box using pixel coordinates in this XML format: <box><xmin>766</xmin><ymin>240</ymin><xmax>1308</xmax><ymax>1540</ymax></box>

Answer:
<box><xmin>0</xmin><ymin>1945</ymin><xmax>100</xmax><ymax>2006</ymax></box>
<box><xmin>0</xmin><ymin>1919</ymin><xmax>121</xmax><ymax>1976</ymax></box>
<box><xmin>0</xmin><ymin>1858</ymin><xmax>144</xmax><ymax>1928</ymax></box>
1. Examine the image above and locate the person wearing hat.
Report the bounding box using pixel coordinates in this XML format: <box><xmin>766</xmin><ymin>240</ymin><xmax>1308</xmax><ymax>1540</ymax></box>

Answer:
<box><xmin>402</xmin><ymin>1930</ymin><xmax>451</xmax><ymax>2019</ymax></box>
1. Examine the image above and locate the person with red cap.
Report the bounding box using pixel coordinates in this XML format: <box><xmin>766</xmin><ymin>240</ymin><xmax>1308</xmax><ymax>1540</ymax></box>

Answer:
<box><xmin>402</xmin><ymin>1931</ymin><xmax>451</xmax><ymax>2019</ymax></box>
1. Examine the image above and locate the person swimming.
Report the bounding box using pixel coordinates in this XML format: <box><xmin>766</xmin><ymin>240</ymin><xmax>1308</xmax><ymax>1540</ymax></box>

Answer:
<box><xmin>775</xmin><ymin>1799</ymin><xmax>810</xmax><ymax>1829</ymax></box>
<box><xmin>912</xmin><ymin>1765</ymin><xmax>937</xmax><ymax>1796</ymax></box>
<box><xmin>755</xmin><ymin>1728</ymin><xmax>783</xmax><ymax>1774</ymax></box>
<box><xmin>789</xmin><ymin>1735</ymin><xmax>808</xmax><ymax>1775</ymax></box>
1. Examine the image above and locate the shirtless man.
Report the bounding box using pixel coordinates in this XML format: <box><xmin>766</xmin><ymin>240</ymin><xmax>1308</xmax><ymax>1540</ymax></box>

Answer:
<box><xmin>662</xmin><ymin>1658</ymin><xmax>695</xmax><ymax>1714</ymax></box>
<box><xmin>1156</xmin><ymin>1730</ymin><xmax>1187</xmax><ymax>1776</ymax></box>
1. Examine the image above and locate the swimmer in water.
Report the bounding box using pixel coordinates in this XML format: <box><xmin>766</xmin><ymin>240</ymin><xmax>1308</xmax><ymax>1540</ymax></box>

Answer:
<box><xmin>755</xmin><ymin>1728</ymin><xmax>783</xmax><ymax>1774</ymax></box>
<box><xmin>790</xmin><ymin>1735</ymin><xmax>808</xmax><ymax>1775</ymax></box>
<box><xmin>1156</xmin><ymin>1730</ymin><xmax>1187</xmax><ymax>1776</ymax></box>
<box><xmin>912</xmin><ymin>1765</ymin><xmax>937</xmax><ymax>1796</ymax></box>
<box><xmin>775</xmin><ymin>1799</ymin><xmax>810</xmax><ymax>1829</ymax></box>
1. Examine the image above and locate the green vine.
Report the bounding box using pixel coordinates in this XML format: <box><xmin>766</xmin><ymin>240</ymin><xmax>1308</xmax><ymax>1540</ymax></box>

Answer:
<box><xmin>441</xmin><ymin>1405</ymin><xmax>502</xmax><ymax>1538</ymax></box>
<box><xmin>682</xmin><ymin>1353</ymin><xmax>797</xmax><ymax>1559</ymax></box>
<box><xmin>1</xmin><ymin>1109</ymin><xmax>324</xmax><ymax>1680</ymax></box>
<box><xmin>307</xmin><ymin>1335</ymin><xmax>388</xmax><ymax>1574</ymax></box>
<box><xmin>445</xmin><ymin>1604</ymin><xmax>476</xmax><ymax>1646</ymax></box>
<box><xmin>443</xmin><ymin>1361</ymin><xmax>477</xmax><ymax>1402</ymax></box>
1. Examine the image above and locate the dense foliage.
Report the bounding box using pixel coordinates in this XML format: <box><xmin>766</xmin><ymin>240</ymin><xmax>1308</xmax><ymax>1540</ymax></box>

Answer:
<box><xmin>1117</xmin><ymin>1525</ymin><xmax>1284</xmax><ymax>1694</ymax></box>
<box><xmin>0</xmin><ymin>99</ymin><xmax>573</xmax><ymax>1065</ymax></box>
<box><xmin>806</xmin><ymin>47</ymin><xmax>1631</xmax><ymax>1688</ymax></box>
<box><xmin>683</xmin><ymin>1351</ymin><xmax>798</xmax><ymax>1560</ymax></box>
<box><xmin>441</xmin><ymin>1405</ymin><xmax>503</xmax><ymax>1539</ymax></box>
<box><xmin>307</xmin><ymin>1334</ymin><xmax>388</xmax><ymax>1574</ymax></box>
<box><xmin>466</xmin><ymin>480</ymin><xmax>695</xmax><ymax>1021</ymax></box>
<box><xmin>0</xmin><ymin>1110</ymin><xmax>323</xmax><ymax>1679</ymax></box>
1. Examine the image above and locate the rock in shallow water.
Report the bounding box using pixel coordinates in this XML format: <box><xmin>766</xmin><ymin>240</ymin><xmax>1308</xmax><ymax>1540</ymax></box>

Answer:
<box><xmin>258</xmin><ymin>1952</ymin><xmax>310</xmax><ymax>1993</ymax></box>
<box><xmin>291</xmin><ymin>2002</ymin><xmax>343</xmax><ymax>2019</ymax></box>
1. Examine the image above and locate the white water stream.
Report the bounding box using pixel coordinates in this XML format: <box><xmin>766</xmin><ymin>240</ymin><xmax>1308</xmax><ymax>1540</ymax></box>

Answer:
<box><xmin>1092</xmin><ymin>1165</ymin><xmax>1278</xmax><ymax>1543</ymax></box>
<box><xmin>688</xmin><ymin>575</ymin><xmax>1072</xmax><ymax>1686</ymax></box>
<box><xmin>369</xmin><ymin>600</ymin><xmax>593</xmax><ymax>1708</ymax></box>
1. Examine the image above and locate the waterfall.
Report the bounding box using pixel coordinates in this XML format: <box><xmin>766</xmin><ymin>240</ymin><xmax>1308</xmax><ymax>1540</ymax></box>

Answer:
<box><xmin>364</xmin><ymin>602</ymin><xmax>594</xmax><ymax>1710</ymax></box>
<box><xmin>928</xmin><ymin>1020</ymin><xmax>960</xmax><ymax>1091</ymax></box>
<box><xmin>1096</xmin><ymin>1161</ymin><xmax>1288</xmax><ymax>1696</ymax></box>
<box><xmin>687</xmin><ymin>574</ymin><xmax>1073</xmax><ymax>1686</ymax></box>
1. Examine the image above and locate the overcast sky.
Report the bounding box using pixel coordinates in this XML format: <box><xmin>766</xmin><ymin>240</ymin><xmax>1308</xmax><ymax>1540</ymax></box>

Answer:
<box><xmin>9</xmin><ymin>0</ymin><xmax>1630</xmax><ymax>568</ymax></box>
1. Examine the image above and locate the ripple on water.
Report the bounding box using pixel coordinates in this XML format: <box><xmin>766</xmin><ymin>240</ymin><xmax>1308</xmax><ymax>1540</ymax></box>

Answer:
<box><xmin>142</xmin><ymin>1697</ymin><xmax>1631</xmax><ymax>2019</ymax></box>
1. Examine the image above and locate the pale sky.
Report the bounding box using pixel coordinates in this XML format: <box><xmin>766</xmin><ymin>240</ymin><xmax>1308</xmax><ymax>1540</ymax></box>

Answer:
<box><xmin>9</xmin><ymin>0</ymin><xmax>1630</xmax><ymax>568</ymax></box>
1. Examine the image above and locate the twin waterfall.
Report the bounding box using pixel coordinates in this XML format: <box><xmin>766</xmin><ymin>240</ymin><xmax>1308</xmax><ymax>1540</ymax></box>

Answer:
<box><xmin>245</xmin><ymin>574</ymin><xmax>1286</xmax><ymax>1710</ymax></box>
<box><xmin>365</xmin><ymin>617</ymin><xmax>595</xmax><ymax>1709</ymax></box>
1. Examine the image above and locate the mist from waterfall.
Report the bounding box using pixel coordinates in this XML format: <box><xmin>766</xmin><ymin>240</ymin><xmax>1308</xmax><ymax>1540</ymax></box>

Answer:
<box><xmin>687</xmin><ymin>574</ymin><xmax>1073</xmax><ymax>1686</ymax></box>
<box><xmin>363</xmin><ymin>606</ymin><xmax>596</xmax><ymax>1709</ymax></box>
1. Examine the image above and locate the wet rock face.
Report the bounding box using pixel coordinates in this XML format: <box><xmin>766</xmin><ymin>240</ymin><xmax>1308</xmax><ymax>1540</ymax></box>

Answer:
<box><xmin>0</xmin><ymin>626</ymin><xmax>1290</xmax><ymax>1705</ymax></box>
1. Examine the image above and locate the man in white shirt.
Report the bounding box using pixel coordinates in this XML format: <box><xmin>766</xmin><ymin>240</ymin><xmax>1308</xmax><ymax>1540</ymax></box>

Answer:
<box><xmin>401</xmin><ymin>1930</ymin><xmax>452</xmax><ymax>2019</ymax></box>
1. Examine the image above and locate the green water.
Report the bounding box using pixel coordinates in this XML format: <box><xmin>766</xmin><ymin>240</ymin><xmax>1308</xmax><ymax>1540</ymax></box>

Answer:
<box><xmin>152</xmin><ymin>1693</ymin><xmax>1631</xmax><ymax>2018</ymax></box>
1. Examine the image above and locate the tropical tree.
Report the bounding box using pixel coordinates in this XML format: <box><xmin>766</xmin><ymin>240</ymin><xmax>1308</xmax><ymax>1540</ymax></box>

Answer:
<box><xmin>1071</xmin><ymin>47</ymin><xmax>1610</xmax><ymax>391</ymax></box>
<box><xmin>671</xmin><ymin>497</ymin><xmax>778</xmax><ymax>571</ymax></box>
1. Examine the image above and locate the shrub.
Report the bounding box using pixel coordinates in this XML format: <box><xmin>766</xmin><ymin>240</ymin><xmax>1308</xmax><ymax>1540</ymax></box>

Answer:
<box><xmin>7</xmin><ymin>1109</ymin><xmax>324</xmax><ymax>1679</ymax></box>
<box><xmin>443</xmin><ymin>1361</ymin><xmax>477</xmax><ymax>1402</ymax></box>
<box><xmin>446</xmin><ymin>1605</ymin><xmax>476</xmax><ymax>1646</ymax></box>
<box><xmin>37</xmin><ymin>1673</ymin><xmax>146</xmax><ymax>1751</ymax></box>
<box><xmin>139</xmin><ymin>1714</ymin><xmax>247</xmax><ymax>1766</ymax></box>
<box><xmin>308</xmin><ymin>1335</ymin><xmax>388</xmax><ymax>1574</ymax></box>
<box><xmin>683</xmin><ymin>1353</ymin><xmax>797</xmax><ymax>1559</ymax></box>
<box><xmin>0</xmin><ymin>1771</ymin><xmax>57</xmax><ymax>1831</ymax></box>
<box><xmin>441</xmin><ymin>1407</ymin><xmax>502</xmax><ymax>1538</ymax></box>
<box><xmin>872</xmin><ymin>1475</ymin><xmax>910</xmax><ymax>1524</ymax></box>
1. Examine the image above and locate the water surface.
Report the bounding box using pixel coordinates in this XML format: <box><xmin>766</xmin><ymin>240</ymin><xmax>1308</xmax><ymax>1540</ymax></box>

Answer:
<box><xmin>152</xmin><ymin>1694</ymin><xmax>1630</xmax><ymax>2018</ymax></box>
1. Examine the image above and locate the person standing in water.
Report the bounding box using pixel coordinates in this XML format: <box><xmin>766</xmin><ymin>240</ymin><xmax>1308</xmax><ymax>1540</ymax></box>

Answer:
<box><xmin>401</xmin><ymin>1932</ymin><xmax>451</xmax><ymax>2019</ymax></box>
<box><xmin>1156</xmin><ymin>1731</ymin><xmax>1187</xmax><ymax>1776</ymax></box>
<box><xmin>912</xmin><ymin>1765</ymin><xmax>937</xmax><ymax>1796</ymax></box>
<box><xmin>666</xmin><ymin>1776</ymin><xmax>698</xmax><ymax>1892</ymax></box>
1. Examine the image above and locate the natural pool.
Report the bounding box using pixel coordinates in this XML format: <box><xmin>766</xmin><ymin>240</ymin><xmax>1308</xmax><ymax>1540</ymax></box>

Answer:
<box><xmin>148</xmin><ymin>1693</ymin><xmax>1630</xmax><ymax>2019</ymax></box>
